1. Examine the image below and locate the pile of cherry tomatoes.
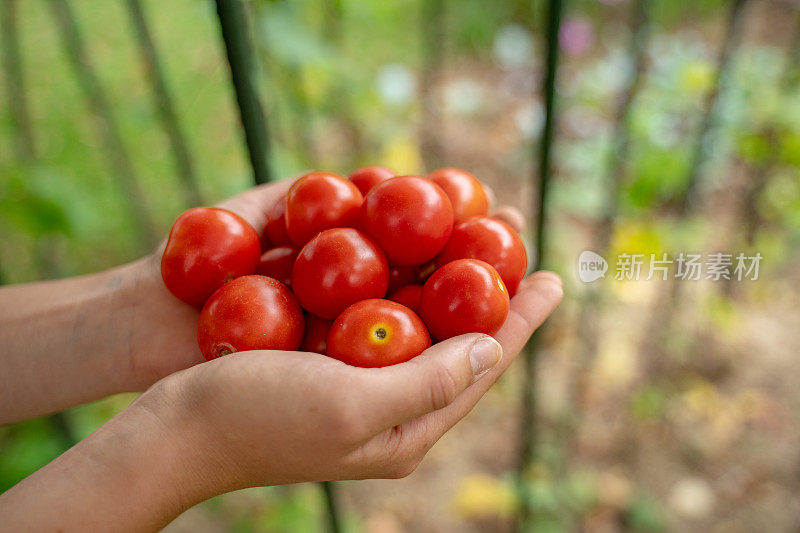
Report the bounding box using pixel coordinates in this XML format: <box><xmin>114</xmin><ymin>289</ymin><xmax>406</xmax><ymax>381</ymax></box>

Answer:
<box><xmin>161</xmin><ymin>167</ymin><xmax>527</xmax><ymax>368</ymax></box>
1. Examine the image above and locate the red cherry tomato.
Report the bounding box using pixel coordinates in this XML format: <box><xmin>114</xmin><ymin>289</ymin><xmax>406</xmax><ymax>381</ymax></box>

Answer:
<box><xmin>387</xmin><ymin>265</ymin><xmax>418</xmax><ymax>293</ymax></box>
<box><xmin>327</xmin><ymin>299</ymin><xmax>431</xmax><ymax>368</ymax></box>
<box><xmin>161</xmin><ymin>207</ymin><xmax>260</xmax><ymax>306</ymax></box>
<box><xmin>427</xmin><ymin>168</ymin><xmax>489</xmax><ymax>223</ymax></box>
<box><xmin>349</xmin><ymin>165</ymin><xmax>396</xmax><ymax>195</ymax></box>
<box><xmin>197</xmin><ymin>275</ymin><xmax>304</xmax><ymax>360</ymax></box>
<box><xmin>301</xmin><ymin>314</ymin><xmax>332</xmax><ymax>354</ymax></box>
<box><xmin>387</xmin><ymin>284</ymin><xmax>423</xmax><ymax>313</ymax></box>
<box><xmin>256</xmin><ymin>245</ymin><xmax>298</xmax><ymax>286</ymax></box>
<box><xmin>286</xmin><ymin>172</ymin><xmax>363</xmax><ymax>245</ymax></box>
<box><xmin>291</xmin><ymin>228</ymin><xmax>389</xmax><ymax>319</ymax></box>
<box><xmin>436</xmin><ymin>216</ymin><xmax>527</xmax><ymax>295</ymax></box>
<box><xmin>361</xmin><ymin>176</ymin><xmax>454</xmax><ymax>266</ymax></box>
<box><xmin>263</xmin><ymin>195</ymin><xmax>292</xmax><ymax>248</ymax></box>
<box><xmin>419</xmin><ymin>259</ymin><xmax>509</xmax><ymax>340</ymax></box>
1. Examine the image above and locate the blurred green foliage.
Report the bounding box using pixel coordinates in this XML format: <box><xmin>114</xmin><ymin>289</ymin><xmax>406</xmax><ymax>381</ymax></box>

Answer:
<box><xmin>1</xmin><ymin>0</ymin><xmax>799</xmax><ymax>531</ymax></box>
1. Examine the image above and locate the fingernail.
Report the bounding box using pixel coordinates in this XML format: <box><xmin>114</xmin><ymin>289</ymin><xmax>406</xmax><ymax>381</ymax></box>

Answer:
<box><xmin>469</xmin><ymin>336</ymin><xmax>503</xmax><ymax>376</ymax></box>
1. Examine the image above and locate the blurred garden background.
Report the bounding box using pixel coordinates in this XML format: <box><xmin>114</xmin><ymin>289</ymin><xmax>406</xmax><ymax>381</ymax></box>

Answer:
<box><xmin>2</xmin><ymin>0</ymin><xmax>800</xmax><ymax>531</ymax></box>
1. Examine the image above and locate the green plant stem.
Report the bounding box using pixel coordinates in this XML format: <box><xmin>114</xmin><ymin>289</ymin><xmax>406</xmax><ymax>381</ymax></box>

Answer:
<box><xmin>635</xmin><ymin>0</ymin><xmax>750</xmax><ymax>385</ymax></box>
<box><xmin>125</xmin><ymin>0</ymin><xmax>202</xmax><ymax>207</ymax></box>
<box><xmin>574</xmin><ymin>0</ymin><xmax>651</xmax><ymax>398</ymax></box>
<box><xmin>49</xmin><ymin>0</ymin><xmax>158</xmax><ymax>251</ymax></box>
<box><xmin>679</xmin><ymin>0</ymin><xmax>749</xmax><ymax>214</ymax></box>
<box><xmin>516</xmin><ymin>0</ymin><xmax>563</xmax><ymax>530</ymax></box>
<box><xmin>325</xmin><ymin>0</ymin><xmax>364</xmax><ymax>168</ymax></box>
<box><xmin>215</xmin><ymin>0</ymin><xmax>272</xmax><ymax>184</ymax></box>
<box><xmin>419</xmin><ymin>0</ymin><xmax>446</xmax><ymax>170</ymax></box>
<box><xmin>1</xmin><ymin>0</ymin><xmax>36</xmax><ymax>160</ymax></box>
<box><xmin>321</xmin><ymin>481</ymin><xmax>342</xmax><ymax>533</ymax></box>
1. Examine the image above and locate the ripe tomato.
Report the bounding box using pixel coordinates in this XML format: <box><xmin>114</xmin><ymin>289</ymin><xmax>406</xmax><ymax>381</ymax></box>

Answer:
<box><xmin>436</xmin><ymin>216</ymin><xmax>527</xmax><ymax>295</ymax></box>
<box><xmin>301</xmin><ymin>314</ymin><xmax>332</xmax><ymax>354</ymax></box>
<box><xmin>361</xmin><ymin>176</ymin><xmax>454</xmax><ymax>266</ymax></box>
<box><xmin>291</xmin><ymin>228</ymin><xmax>389</xmax><ymax>319</ymax></box>
<box><xmin>327</xmin><ymin>299</ymin><xmax>431</xmax><ymax>368</ymax></box>
<box><xmin>197</xmin><ymin>275</ymin><xmax>304</xmax><ymax>360</ymax></box>
<box><xmin>387</xmin><ymin>284</ymin><xmax>423</xmax><ymax>313</ymax></box>
<box><xmin>161</xmin><ymin>207</ymin><xmax>260</xmax><ymax>306</ymax></box>
<box><xmin>286</xmin><ymin>172</ymin><xmax>363</xmax><ymax>245</ymax></box>
<box><xmin>263</xmin><ymin>195</ymin><xmax>292</xmax><ymax>248</ymax></box>
<box><xmin>387</xmin><ymin>265</ymin><xmax>418</xmax><ymax>293</ymax></box>
<box><xmin>349</xmin><ymin>165</ymin><xmax>396</xmax><ymax>195</ymax></box>
<box><xmin>427</xmin><ymin>168</ymin><xmax>489</xmax><ymax>223</ymax></box>
<box><xmin>419</xmin><ymin>259</ymin><xmax>509</xmax><ymax>340</ymax></box>
<box><xmin>256</xmin><ymin>245</ymin><xmax>298</xmax><ymax>286</ymax></box>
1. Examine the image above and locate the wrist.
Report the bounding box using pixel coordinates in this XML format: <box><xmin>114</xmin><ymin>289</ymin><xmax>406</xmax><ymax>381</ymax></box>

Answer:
<box><xmin>0</xmin><ymin>256</ymin><xmax>155</xmax><ymax>422</ymax></box>
<box><xmin>0</xmin><ymin>373</ymin><xmax>227</xmax><ymax>530</ymax></box>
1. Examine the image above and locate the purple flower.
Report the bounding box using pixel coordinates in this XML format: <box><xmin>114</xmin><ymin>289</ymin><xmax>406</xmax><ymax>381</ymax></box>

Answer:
<box><xmin>559</xmin><ymin>17</ymin><xmax>595</xmax><ymax>56</ymax></box>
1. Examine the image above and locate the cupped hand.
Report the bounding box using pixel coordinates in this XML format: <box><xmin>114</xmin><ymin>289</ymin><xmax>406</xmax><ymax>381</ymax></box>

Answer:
<box><xmin>125</xmin><ymin>179</ymin><xmax>295</xmax><ymax>388</ymax></box>
<box><xmin>125</xmin><ymin>178</ymin><xmax>529</xmax><ymax>391</ymax></box>
<box><xmin>147</xmin><ymin>270</ymin><xmax>561</xmax><ymax>495</ymax></box>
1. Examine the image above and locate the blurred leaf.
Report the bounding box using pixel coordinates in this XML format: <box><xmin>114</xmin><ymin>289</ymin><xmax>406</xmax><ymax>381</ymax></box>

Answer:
<box><xmin>452</xmin><ymin>474</ymin><xmax>517</xmax><ymax>519</ymax></box>
<box><xmin>624</xmin><ymin>493</ymin><xmax>666</xmax><ymax>532</ymax></box>
<box><xmin>631</xmin><ymin>385</ymin><xmax>666</xmax><ymax>421</ymax></box>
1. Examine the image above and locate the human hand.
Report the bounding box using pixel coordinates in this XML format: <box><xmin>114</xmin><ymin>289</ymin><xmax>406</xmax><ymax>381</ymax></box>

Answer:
<box><xmin>146</xmin><ymin>270</ymin><xmax>562</xmax><ymax>496</ymax></box>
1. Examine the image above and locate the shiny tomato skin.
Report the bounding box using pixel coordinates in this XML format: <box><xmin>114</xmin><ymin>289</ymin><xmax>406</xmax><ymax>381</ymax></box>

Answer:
<box><xmin>349</xmin><ymin>165</ymin><xmax>396</xmax><ymax>195</ymax></box>
<box><xmin>387</xmin><ymin>284</ymin><xmax>424</xmax><ymax>313</ymax></box>
<box><xmin>361</xmin><ymin>176</ymin><xmax>454</xmax><ymax>266</ymax></box>
<box><xmin>327</xmin><ymin>299</ymin><xmax>431</xmax><ymax>368</ymax></box>
<box><xmin>291</xmin><ymin>228</ymin><xmax>389</xmax><ymax>319</ymax></box>
<box><xmin>256</xmin><ymin>246</ymin><xmax>298</xmax><ymax>286</ymax></box>
<box><xmin>286</xmin><ymin>172</ymin><xmax>363</xmax><ymax>245</ymax></box>
<box><xmin>263</xmin><ymin>195</ymin><xmax>292</xmax><ymax>248</ymax></box>
<box><xmin>161</xmin><ymin>207</ymin><xmax>261</xmax><ymax>307</ymax></box>
<box><xmin>436</xmin><ymin>216</ymin><xmax>527</xmax><ymax>295</ymax></box>
<box><xmin>301</xmin><ymin>314</ymin><xmax>332</xmax><ymax>354</ymax></box>
<box><xmin>197</xmin><ymin>275</ymin><xmax>304</xmax><ymax>360</ymax></box>
<box><xmin>427</xmin><ymin>168</ymin><xmax>489</xmax><ymax>223</ymax></box>
<box><xmin>420</xmin><ymin>259</ymin><xmax>510</xmax><ymax>341</ymax></box>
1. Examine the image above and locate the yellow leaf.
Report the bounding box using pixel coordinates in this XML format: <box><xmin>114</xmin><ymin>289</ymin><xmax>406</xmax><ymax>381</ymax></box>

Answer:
<box><xmin>381</xmin><ymin>137</ymin><xmax>422</xmax><ymax>176</ymax></box>
<box><xmin>452</xmin><ymin>474</ymin><xmax>517</xmax><ymax>519</ymax></box>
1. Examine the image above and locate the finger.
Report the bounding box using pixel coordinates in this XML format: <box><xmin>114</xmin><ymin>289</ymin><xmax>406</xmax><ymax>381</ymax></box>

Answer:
<box><xmin>359</xmin><ymin>271</ymin><xmax>562</xmax><ymax>459</ymax></box>
<box><xmin>215</xmin><ymin>176</ymin><xmax>299</xmax><ymax>235</ymax></box>
<box><xmin>490</xmin><ymin>206</ymin><xmax>525</xmax><ymax>233</ymax></box>
<box><xmin>351</xmin><ymin>333</ymin><xmax>503</xmax><ymax>434</ymax></box>
<box><xmin>481</xmin><ymin>183</ymin><xmax>497</xmax><ymax>207</ymax></box>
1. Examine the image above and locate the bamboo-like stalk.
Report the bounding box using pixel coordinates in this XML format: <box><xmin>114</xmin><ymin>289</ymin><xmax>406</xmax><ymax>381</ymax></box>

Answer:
<box><xmin>573</xmin><ymin>0</ymin><xmax>651</xmax><ymax>396</ymax></box>
<box><xmin>782</xmin><ymin>5</ymin><xmax>800</xmax><ymax>88</ymax></box>
<box><xmin>49</xmin><ymin>0</ymin><xmax>158</xmax><ymax>251</ymax></box>
<box><xmin>419</xmin><ymin>0</ymin><xmax>446</xmax><ymax>171</ymax></box>
<box><xmin>321</xmin><ymin>480</ymin><xmax>342</xmax><ymax>533</ymax></box>
<box><xmin>1</xmin><ymin>0</ymin><xmax>36</xmax><ymax>160</ymax></box>
<box><xmin>325</xmin><ymin>0</ymin><xmax>364</xmax><ymax>169</ymax></box>
<box><xmin>637</xmin><ymin>0</ymin><xmax>750</xmax><ymax>376</ymax></box>
<box><xmin>214</xmin><ymin>0</ymin><xmax>272</xmax><ymax>184</ymax></box>
<box><xmin>515</xmin><ymin>0</ymin><xmax>563</xmax><ymax>529</ymax></box>
<box><xmin>678</xmin><ymin>0</ymin><xmax>749</xmax><ymax>214</ymax></box>
<box><xmin>125</xmin><ymin>0</ymin><xmax>202</xmax><ymax>207</ymax></box>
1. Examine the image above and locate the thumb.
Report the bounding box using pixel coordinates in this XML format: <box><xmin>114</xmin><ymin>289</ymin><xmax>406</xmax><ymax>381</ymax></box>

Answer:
<box><xmin>354</xmin><ymin>333</ymin><xmax>503</xmax><ymax>434</ymax></box>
